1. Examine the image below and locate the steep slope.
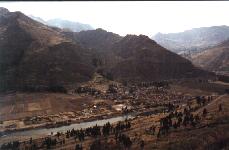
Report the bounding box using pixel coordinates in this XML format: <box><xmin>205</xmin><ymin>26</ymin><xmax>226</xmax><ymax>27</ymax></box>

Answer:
<box><xmin>192</xmin><ymin>40</ymin><xmax>229</xmax><ymax>73</ymax></box>
<box><xmin>64</xmin><ymin>28</ymin><xmax>210</xmax><ymax>82</ymax></box>
<box><xmin>63</xmin><ymin>28</ymin><xmax>123</xmax><ymax>69</ymax></box>
<box><xmin>0</xmin><ymin>8</ymin><xmax>212</xmax><ymax>91</ymax></box>
<box><xmin>108</xmin><ymin>35</ymin><xmax>207</xmax><ymax>82</ymax></box>
<box><xmin>153</xmin><ymin>26</ymin><xmax>229</xmax><ymax>53</ymax></box>
<box><xmin>64</xmin><ymin>28</ymin><xmax>122</xmax><ymax>52</ymax></box>
<box><xmin>0</xmin><ymin>8</ymin><xmax>94</xmax><ymax>92</ymax></box>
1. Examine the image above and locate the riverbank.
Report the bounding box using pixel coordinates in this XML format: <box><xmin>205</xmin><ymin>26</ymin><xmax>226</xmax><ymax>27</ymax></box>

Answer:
<box><xmin>0</xmin><ymin>114</ymin><xmax>135</xmax><ymax>145</ymax></box>
<box><xmin>0</xmin><ymin>104</ymin><xmax>168</xmax><ymax>138</ymax></box>
<box><xmin>0</xmin><ymin>111</ymin><xmax>122</xmax><ymax>136</ymax></box>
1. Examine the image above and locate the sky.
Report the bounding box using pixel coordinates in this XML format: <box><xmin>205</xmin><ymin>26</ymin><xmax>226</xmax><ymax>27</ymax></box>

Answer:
<box><xmin>1</xmin><ymin>1</ymin><xmax>229</xmax><ymax>37</ymax></box>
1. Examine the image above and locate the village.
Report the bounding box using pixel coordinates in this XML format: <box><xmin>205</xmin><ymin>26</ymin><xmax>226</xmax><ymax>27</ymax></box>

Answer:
<box><xmin>1</xmin><ymin>73</ymin><xmax>228</xmax><ymax>149</ymax></box>
<box><xmin>0</xmin><ymin>74</ymin><xmax>204</xmax><ymax>133</ymax></box>
<box><xmin>0</xmin><ymin>87</ymin><xmax>227</xmax><ymax>150</ymax></box>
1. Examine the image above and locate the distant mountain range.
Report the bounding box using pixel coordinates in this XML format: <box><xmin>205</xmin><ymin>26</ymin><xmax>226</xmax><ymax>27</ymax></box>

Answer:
<box><xmin>153</xmin><ymin>26</ymin><xmax>229</xmax><ymax>54</ymax></box>
<box><xmin>191</xmin><ymin>40</ymin><xmax>229</xmax><ymax>74</ymax></box>
<box><xmin>0</xmin><ymin>7</ymin><xmax>211</xmax><ymax>92</ymax></box>
<box><xmin>29</xmin><ymin>15</ymin><xmax>94</xmax><ymax>32</ymax></box>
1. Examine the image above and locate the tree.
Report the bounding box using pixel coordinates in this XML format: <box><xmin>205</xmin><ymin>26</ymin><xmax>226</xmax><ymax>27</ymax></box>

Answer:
<box><xmin>203</xmin><ymin>108</ymin><xmax>207</xmax><ymax>117</ymax></box>
<box><xmin>219</xmin><ymin>104</ymin><xmax>222</xmax><ymax>112</ymax></box>
<box><xmin>123</xmin><ymin>135</ymin><xmax>132</xmax><ymax>149</ymax></box>
<box><xmin>108</xmin><ymin>84</ymin><xmax>117</xmax><ymax>93</ymax></box>
<box><xmin>196</xmin><ymin>96</ymin><xmax>202</xmax><ymax>106</ymax></box>
<box><xmin>48</xmin><ymin>84</ymin><xmax>67</xmax><ymax>93</ymax></box>
<box><xmin>106</xmin><ymin>72</ymin><xmax>113</xmax><ymax>80</ymax></box>
<box><xmin>225</xmin><ymin>89</ymin><xmax>229</xmax><ymax>94</ymax></box>
<box><xmin>90</xmin><ymin>140</ymin><xmax>101</xmax><ymax>150</ymax></box>
<box><xmin>123</xmin><ymin>81</ymin><xmax>128</xmax><ymax>86</ymax></box>
<box><xmin>0</xmin><ymin>141</ymin><xmax>20</xmax><ymax>150</ymax></box>
<box><xmin>75</xmin><ymin>144</ymin><xmax>83</xmax><ymax>150</ymax></box>
<box><xmin>30</xmin><ymin>137</ymin><xmax>33</xmax><ymax>144</ymax></box>
<box><xmin>140</xmin><ymin>140</ymin><xmax>144</xmax><ymax>149</ymax></box>
<box><xmin>92</xmin><ymin>58</ymin><xmax>98</xmax><ymax>67</ymax></box>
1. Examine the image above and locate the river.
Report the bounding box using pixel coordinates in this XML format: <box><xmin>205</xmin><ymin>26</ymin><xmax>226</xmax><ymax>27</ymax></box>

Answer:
<box><xmin>0</xmin><ymin>114</ymin><xmax>135</xmax><ymax>144</ymax></box>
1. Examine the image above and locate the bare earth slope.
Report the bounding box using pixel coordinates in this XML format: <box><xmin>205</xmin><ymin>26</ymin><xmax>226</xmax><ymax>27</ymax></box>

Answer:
<box><xmin>192</xmin><ymin>40</ymin><xmax>229</xmax><ymax>73</ymax></box>
<box><xmin>65</xmin><ymin>30</ymin><xmax>211</xmax><ymax>82</ymax></box>
<box><xmin>0</xmin><ymin>7</ymin><xmax>213</xmax><ymax>92</ymax></box>
<box><xmin>0</xmin><ymin>8</ymin><xmax>95</xmax><ymax>92</ymax></box>
<box><xmin>108</xmin><ymin>35</ymin><xmax>207</xmax><ymax>82</ymax></box>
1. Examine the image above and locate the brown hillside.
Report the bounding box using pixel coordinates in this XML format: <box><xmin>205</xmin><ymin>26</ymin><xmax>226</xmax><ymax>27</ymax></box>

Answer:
<box><xmin>65</xmin><ymin>29</ymin><xmax>211</xmax><ymax>82</ymax></box>
<box><xmin>0</xmin><ymin>8</ymin><xmax>95</xmax><ymax>92</ymax></box>
<box><xmin>109</xmin><ymin>35</ymin><xmax>208</xmax><ymax>82</ymax></box>
<box><xmin>192</xmin><ymin>40</ymin><xmax>229</xmax><ymax>73</ymax></box>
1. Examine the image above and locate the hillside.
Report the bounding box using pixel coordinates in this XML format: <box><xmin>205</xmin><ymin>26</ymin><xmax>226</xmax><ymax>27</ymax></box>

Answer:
<box><xmin>64</xmin><ymin>29</ymin><xmax>211</xmax><ymax>82</ymax></box>
<box><xmin>0</xmin><ymin>8</ymin><xmax>95</xmax><ymax>92</ymax></box>
<box><xmin>108</xmin><ymin>35</ymin><xmax>208</xmax><ymax>82</ymax></box>
<box><xmin>192</xmin><ymin>40</ymin><xmax>229</xmax><ymax>74</ymax></box>
<box><xmin>63</xmin><ymin>28</ymin><xmax>122</xmax><ymax>52</ymax></box>
<box><xmin>0</xmin><ymin>7</ymin><xmax>212</xmax><ymax>92</ymax></box>
<box><xmin>153</xmin><ymin>25</ymin><xmax>229</xmax><ymax>54</ymax></box>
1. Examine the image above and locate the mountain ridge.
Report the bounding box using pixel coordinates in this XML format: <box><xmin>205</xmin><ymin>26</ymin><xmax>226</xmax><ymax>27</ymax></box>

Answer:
<box><xmin>0</xmin><ymin>8</ymin><xmax>95</xmax><ymax>92</ymax></box>
<box><xmin>65</xmin><ymin>29</ymin><xmax>211</xmax><ymax>82</ymax></box>
<box><xmin>29</xmin><ymin>15</ymin><xmax>94</xmax><ymax>32</ymax></box>
<box><xmin>192</xmin><ymin>39</ymin><xmax>229</xmax><ymax>74</ymax></box>
<box><xmin>0</xmin><ymin>7</ymin><xmax>213</xmax><ymax>92</ymax></box>
<box><xmin>153</xmin><ymin>25</ymin><xmax>229</xmax><ymax>54</ymax></box>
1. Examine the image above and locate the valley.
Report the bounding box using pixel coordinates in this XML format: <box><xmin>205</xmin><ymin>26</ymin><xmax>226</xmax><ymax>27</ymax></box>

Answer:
<box><xmin>0</xmin><ymin>5</ymin><xmax>228</xmax><ymax>150</ymax></box>
<box><xmin>0</xmin><ymin>73</ymin><xmax>228</xmax><ymax>149</ymax></box>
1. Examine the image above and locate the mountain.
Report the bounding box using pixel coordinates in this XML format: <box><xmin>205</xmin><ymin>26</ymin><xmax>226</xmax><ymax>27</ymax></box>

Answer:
<box><xmin>46</xmin><ymin>18</ymin><xmax>93</xmax><ymax>32</ymax></box>
<box><xmin>0</xmin><ymin>8</ymin><xmax>95</xmax><ymax>92</ymax></box>
<box><xmin>64</xmin><ymin>29</ymin><xmax>210</xmax><ymax>82</ymax></box>
<box><xmin>192</xmin><ymin>40</ymin><xmax>229</xmax><ymax>74</ymax></box>
<box><xmin>29</xmin><ymin>16</ymin><xmax>94</xmax><ymax>32</ymax></box>
<box><xmin>63</xmin><ymin>28</ymin><xmax>122</xmax><ymax>52</ymax></box>
<box><xmin>153</xmin><ymin>26</ymin><xmax>229</xmax><ymax>54</ymax></box>
<box><xmin>28</xmin><ymin>15</ymin><xmax>46</xmax><ymax>24</ymax></box>
<box><xmin>107</xmin><ymin>35</ymin><xmax>208</xmax><ymax>82</ymax></box>
<box><xmin>0</xmin><ymin>7</ymin><xmax>212</xmax><ymax>92</ymax></box>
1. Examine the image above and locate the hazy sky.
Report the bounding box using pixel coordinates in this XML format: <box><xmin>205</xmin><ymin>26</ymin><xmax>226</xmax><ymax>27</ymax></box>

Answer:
<box><xmin>1</xmin><ymin>1</ymin><xmax>229</xmax><ymax>37</ymax></box>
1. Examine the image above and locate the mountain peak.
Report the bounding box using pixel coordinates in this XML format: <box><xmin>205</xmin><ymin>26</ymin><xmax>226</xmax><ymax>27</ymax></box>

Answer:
<box><xmin>124</xmin><ymin>34</ymin><xmax>150</xmax><ymax>39</ymax></box>
<box><xmin>0</xmin><ymin>10</ymin><xmax>95</xmax><ymax>92</ymax></box>
<box><xmin>0</xmin><ymin>7</ymin><xmax>9</xmax><ymax>16</ymax></box>
<box><xmin>95</xmin><ymin>28</ymin><xmax>107</xmax><ymax>32</ymax></box>
<box><xmin>123</xmin><ymin>34</ymin><xmax>157</xmax><ymax>45</ymax></box>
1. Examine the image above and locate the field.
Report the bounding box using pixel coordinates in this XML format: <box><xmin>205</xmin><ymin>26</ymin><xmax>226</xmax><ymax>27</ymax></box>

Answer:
<box><xmin>0</xmin><ymin>75</ymin><xmax>228</xmax><ymax>150</ymax></box>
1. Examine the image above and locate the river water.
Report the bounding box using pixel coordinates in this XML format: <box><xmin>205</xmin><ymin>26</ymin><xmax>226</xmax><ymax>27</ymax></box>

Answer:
<box><xmin>0</xmin><ymin>114</ymin><xmax>134</xmax><ymax>143</ymax></box>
